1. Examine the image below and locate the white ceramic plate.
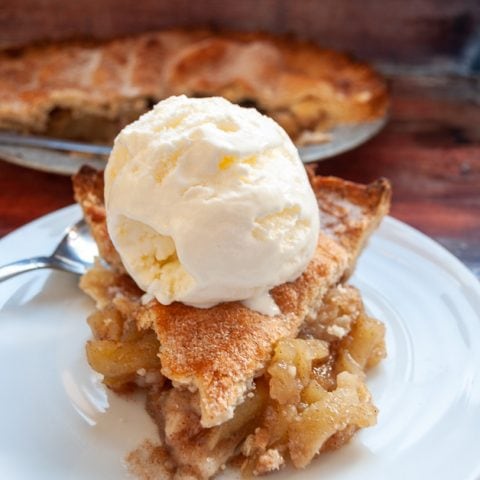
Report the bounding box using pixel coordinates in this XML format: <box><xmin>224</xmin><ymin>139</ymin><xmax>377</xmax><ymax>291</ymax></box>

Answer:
<box><xmin>1</xmin><ymin>206</ymin><xmax>479</xmax><ymax>480</ymax></box>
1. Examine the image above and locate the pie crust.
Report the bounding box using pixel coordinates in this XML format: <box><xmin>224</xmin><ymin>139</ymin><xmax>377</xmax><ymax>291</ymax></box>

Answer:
<box><xmin>0</xmin><ymin>29</ymin><xmax>388</xmax><ymax>145</ymax></box>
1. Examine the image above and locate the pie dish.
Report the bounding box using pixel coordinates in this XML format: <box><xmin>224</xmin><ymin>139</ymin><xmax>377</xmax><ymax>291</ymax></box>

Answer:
<box><xmin>0</xmin><ymin>29</ymin><xmax>388</xmax><ymax>147</ymax></box>
<box><xmin>73</xmin><ymin>166</ymin><xmax>390</xmax><ymax>479</ymax></box>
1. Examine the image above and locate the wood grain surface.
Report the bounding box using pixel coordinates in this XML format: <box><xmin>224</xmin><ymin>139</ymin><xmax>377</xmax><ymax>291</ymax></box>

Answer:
<box><xmin>0</xmin><ymin>75</ymin><xmax>479</xmax><ymax>276</ymax></box>
<box><xmin>0</xmin><ymin>0</ymin><xmax>479</xmax><ymax>71</ymax></box>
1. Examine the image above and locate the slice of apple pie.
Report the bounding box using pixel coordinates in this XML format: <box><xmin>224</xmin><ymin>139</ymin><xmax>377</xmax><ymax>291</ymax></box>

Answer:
<box><xmin>73</xmin><ymin>166</ymin><xmax>390</xmax><ymax>479</ymax></box>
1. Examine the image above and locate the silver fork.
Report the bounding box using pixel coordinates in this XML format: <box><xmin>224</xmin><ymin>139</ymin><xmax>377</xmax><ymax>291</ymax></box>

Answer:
<box><xmin>0</xmin><ymin>220</ymin><xmax>98</xmax><ymax>282</ymax></box>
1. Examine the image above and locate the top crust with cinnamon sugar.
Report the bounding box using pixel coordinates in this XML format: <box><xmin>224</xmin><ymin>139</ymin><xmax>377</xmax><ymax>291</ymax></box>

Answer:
<box><xmin>73</xmin><ymin>166</ymin><xmax>390</xmax><ymax>428</ymax></box>
<box><xmin>135</xmin><ymin>234</ymin><xmax>348</xmax><ymax>427</ymax></box>
<box><xmin>0</xmin><ymin>29</ymin><xmax>388</xmax><ymax>144</ymax></box>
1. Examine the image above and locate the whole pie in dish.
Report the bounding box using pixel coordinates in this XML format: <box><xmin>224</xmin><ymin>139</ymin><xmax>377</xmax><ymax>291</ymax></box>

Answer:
<box><xmin>0</xmin><ymin>29</ymin><xmax>388</xmax><ymax>146</ymax></box>
<box><xmin>73</xmin><ymin>165</ymin><xmax>390</xmax><ymax>479</ymax></box>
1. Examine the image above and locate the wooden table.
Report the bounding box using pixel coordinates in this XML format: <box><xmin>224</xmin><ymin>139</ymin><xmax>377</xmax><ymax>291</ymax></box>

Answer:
<box><xmin>0</xmin><ymin>75</ymin><xmax>479</xmax><ymax>277</ymax></box>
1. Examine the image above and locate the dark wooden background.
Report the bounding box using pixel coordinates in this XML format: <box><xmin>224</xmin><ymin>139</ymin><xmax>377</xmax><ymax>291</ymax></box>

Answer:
<box><xmin>1</xmin><ymin>0</ymin><xmax>479</xmax><ymax>72</ymax></box>
<box><xmin>0</xmin><ymin>0</ymin><xmax>478</xmax><ymax>277</ymax></box>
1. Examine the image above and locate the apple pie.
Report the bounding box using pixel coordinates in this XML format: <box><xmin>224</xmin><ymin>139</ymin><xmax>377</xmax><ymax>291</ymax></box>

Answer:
<box><xmin>0</xmin><ymin>29</ymin><xmax>388</xmax><ymax>146</ymax></box>
<box><xmin>73</xmin><ymin>166</ymin><xmax>390</xmax><ymax>479</ymax></box>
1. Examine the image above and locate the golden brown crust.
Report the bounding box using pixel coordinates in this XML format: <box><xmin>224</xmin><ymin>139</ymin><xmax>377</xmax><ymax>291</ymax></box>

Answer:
<box><xmin>313</xmin><ymin>174</ymin><xmax>392</xmax><ymax>276</ymax></box>
<box><xmin>72</xmin><ymin>166</ymin><xmax>123</xmax><ymax>270</ymax></box>
<box><xmin>0</xmin><ymin>29</ymin><xmax>388</xmax><ymax>143</ymax></box>
<box><xmin>74</xmin><ymin>166</ymin><xmax>390</xmax><ymax>428</ymax></box>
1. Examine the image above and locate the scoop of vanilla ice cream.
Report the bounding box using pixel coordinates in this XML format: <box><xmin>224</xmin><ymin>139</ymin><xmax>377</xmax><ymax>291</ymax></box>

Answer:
<box><xmin>105</xmin><ymin>95</ymin><xmax>319</xmax><ymax>315</ymax></box>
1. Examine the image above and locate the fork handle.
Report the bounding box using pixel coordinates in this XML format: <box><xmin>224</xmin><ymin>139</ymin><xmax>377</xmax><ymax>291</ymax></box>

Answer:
<box><xmin>0</xmin><ymin>256</ymin><xmax>55</xmax><ymax>282</ymax></box>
